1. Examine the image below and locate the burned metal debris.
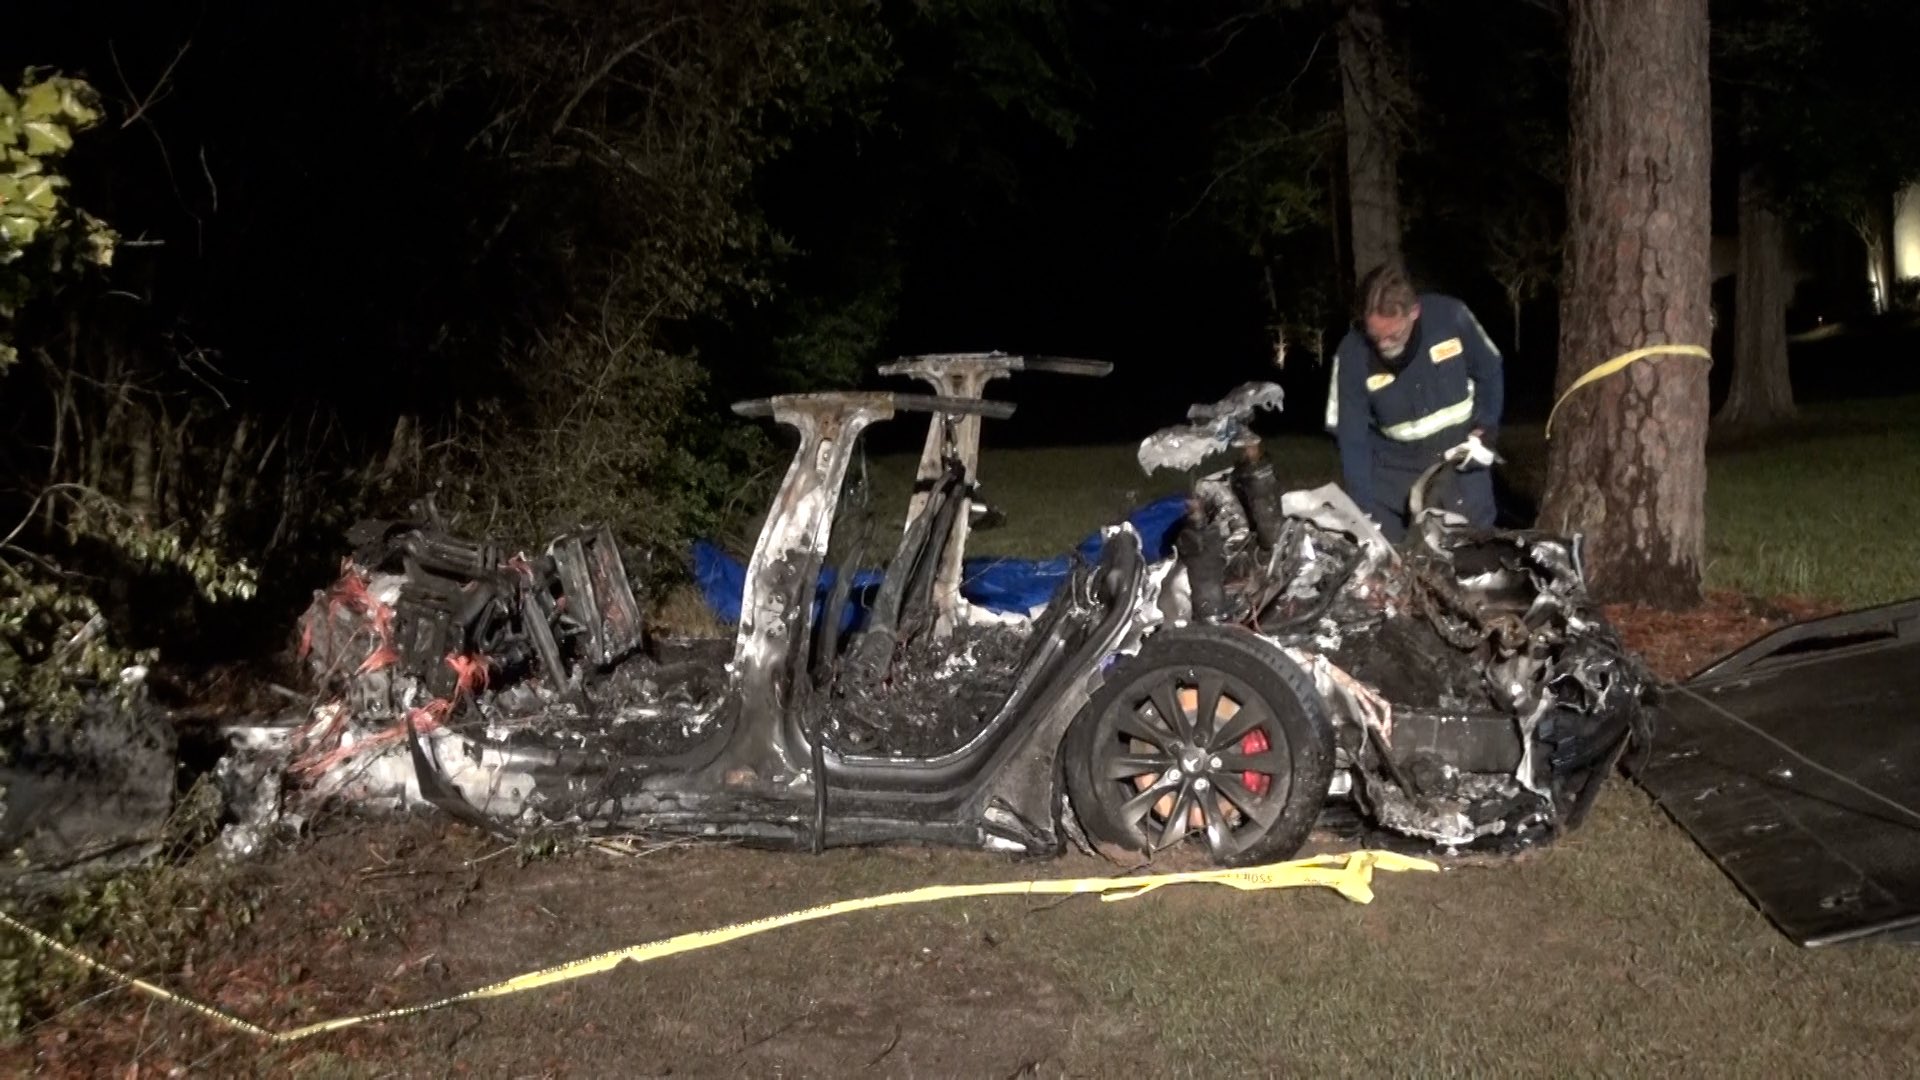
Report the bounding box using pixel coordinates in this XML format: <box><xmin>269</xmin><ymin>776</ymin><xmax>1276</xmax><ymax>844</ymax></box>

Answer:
<box><xmin>1136</xmin><ymin>379</ymin><xmax>1286</xmax><ymax>475</ymax></box>
<box><xmin>201</xmin><ymin>360</ymin><xmax>1655</xmax><ymax>867</ymax></box>
<box><xmin>1132</xmin><ymin>382</ymin><xmax>1653</xmax><ymax>851</ymax></box>
<box><xmin>275</xmin><ymin>512</ymin><xmax>726</xmax><ymax>813</ymax></box>
<box><xmin>302</xmin><ymin>514</ymin><xmax>645</xmax><ymax>706</ymax></box>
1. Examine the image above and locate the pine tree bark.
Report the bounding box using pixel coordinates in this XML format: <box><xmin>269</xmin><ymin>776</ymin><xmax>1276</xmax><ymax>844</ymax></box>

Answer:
<box><xmin>1338</xmin><ymin>0</ymin><xmax>1404</xmax><ymax>281</ymax></box>
<box><xmin>1718</xmin><ymin>168</ymin><xmax>1795</xmax><ymax>430</ymax></box>
<box><xmin>1539</xmin><ymin>0</ymin><xmax>1713</xmax><ymax>608</ymax></box>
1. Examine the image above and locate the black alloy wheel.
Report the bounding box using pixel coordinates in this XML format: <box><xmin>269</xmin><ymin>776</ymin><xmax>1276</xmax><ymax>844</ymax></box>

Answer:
<box><xmin>1064</xmin><ymin>626</ymin><xmax>1336</xmax><ymax>866</ymax></box>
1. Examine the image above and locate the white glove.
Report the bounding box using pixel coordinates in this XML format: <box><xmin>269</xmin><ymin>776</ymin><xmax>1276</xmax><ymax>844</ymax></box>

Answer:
<box><xmin>1444</xmin><ymin>433</ymin><xmax>1498</xmax><ymax>470</ymax></box>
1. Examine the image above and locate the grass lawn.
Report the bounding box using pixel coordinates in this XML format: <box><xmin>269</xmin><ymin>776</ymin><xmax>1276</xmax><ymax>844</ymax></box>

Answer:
<box><xmin>1700</xmin><ymin>398</ymin><xmax>1920</xmax><ymax>606</ymax></box>
<box><xmin>850</xmin><ymin>394</ymin><xmax>1920</xmax><ymax>608</ymax></box>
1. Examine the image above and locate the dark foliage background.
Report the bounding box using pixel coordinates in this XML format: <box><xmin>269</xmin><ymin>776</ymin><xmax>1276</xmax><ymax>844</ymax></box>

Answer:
<box><xmin>3</xmin><ymin>0</ymin><xmax>1916</xmax><ymax>689</ymax></box>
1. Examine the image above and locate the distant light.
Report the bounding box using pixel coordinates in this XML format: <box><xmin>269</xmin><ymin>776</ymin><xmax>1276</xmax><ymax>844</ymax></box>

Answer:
<box><xmin>1897</xmin><ymin>183</ymin><xmax>1920</xmax><ymax>281</ymax></box>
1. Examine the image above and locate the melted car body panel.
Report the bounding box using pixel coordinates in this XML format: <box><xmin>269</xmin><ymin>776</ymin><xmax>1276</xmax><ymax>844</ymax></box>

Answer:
<box><xmin>264</xmin><ymin>372</ymin><xmax>1651</xmax><ymax>862</ymax></box>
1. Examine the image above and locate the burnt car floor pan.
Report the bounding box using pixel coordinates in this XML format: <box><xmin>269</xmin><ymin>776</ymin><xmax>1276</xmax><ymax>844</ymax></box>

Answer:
<box><xmin>1629</xmin><ymin>599</ymin><xmax>1920</xmax><ymax>947</ymax></box>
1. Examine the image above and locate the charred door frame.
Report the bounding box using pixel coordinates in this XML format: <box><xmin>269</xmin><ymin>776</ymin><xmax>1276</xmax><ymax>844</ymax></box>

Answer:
<box><xmin>879</xmin><ymin>352</ymin><xmax>1112</xmax><ymax>638</ymax></box>
<box><xmin>696</xmin><ymin>392</ymin><xmax>1016</xmax><ymax>790</ymax></box>
<box><xmin>614</xmin><ymin>388</ymin><xmax>1151</xmax><ymax>853</ymax></box>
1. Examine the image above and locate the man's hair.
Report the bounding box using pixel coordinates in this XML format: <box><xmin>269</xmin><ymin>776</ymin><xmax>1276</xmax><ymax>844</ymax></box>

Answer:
<box><xmin>1357</xmin><ymin>262</ymin><xmax>1417</xmax><ymax>320</ymax></box>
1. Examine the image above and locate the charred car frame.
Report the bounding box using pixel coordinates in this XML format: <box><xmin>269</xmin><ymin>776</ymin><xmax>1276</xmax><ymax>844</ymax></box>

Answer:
<box><xmin>282</xmin><ymin>353</ymin><xmax>1653</xmax><ymax>865</ymax></box>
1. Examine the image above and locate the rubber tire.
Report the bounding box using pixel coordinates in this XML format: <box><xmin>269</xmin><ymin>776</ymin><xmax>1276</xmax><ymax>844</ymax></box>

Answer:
<box><xmin>1063</xmin><ymin>625</ymin><xmax>1337</xmax><ymax>867</ymax></box>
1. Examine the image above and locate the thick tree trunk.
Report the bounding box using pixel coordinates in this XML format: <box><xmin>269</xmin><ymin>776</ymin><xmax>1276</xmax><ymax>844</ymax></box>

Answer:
<box><xmin>1869</xmin><ymin>194</ymin><xmax>1897</xmax><ymax>312</ymax></box>
<box><xmin>1539</xmin><ymin>0</ymin><xmax>1713</xmax><ymax>608</ymax></box>
<box><xmin>1718</xmin><ymin>169</ymin><xmax>1796</xmax><ymax>430</ymax></box>
<box><xmin>1338</xmin><ymin>0</ymin><xmax>1404</xmax><ymax>281</ymax></box>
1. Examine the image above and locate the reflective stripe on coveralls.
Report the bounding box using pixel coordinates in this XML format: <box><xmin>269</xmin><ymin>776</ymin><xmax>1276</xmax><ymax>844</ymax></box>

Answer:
<box><xmin>1322</xmin><ymin>359</ymin><xmax>1477</xmax><ymax>444</ymax></box>
<box><xmin>1378</xmin><ymin>386</ymin><xmax>1474</xmax><ymax>442</ymax></box>
<box><xmin>1325</xmin><ymin>355</ymin><xmax>1341</xmax><ymax>430</ymax></box>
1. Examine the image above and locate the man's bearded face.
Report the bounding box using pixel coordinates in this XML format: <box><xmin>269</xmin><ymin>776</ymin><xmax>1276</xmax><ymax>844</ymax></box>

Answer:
<box><xmin>1365</xmin><ymin>305</ymin><xmax>1420</xmax><ymax>360</ymax></box>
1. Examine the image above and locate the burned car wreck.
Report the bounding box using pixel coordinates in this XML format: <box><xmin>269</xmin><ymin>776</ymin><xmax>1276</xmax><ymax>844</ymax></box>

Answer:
<box><xmin>263</xmin><ymin>354</ymin><xmax>1653</xmax><ymax>865</ymax></box>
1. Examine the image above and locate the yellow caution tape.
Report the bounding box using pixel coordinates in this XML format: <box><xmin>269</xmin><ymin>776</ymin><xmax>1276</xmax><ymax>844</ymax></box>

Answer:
<box><xmin>2</xmin><ymin>848</ymin><xmax>1435</xmax><ymax>1044</ymax></box>
<box><xmin>1544</xmin><ymin>344</ymin><xmax>1711</xmax><ymax>440</ymax></box>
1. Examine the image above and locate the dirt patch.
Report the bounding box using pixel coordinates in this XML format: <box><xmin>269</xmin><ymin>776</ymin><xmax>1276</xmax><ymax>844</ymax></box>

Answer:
<box><xmin>4</xmin><ymin>817</ymin><xmax>1159</xmax><ymax>1077</ymax></box>
<box><xmin>1603</xmin><ymin>589</ymin><xmax>1839</xmax><ymax>682</ymax></box>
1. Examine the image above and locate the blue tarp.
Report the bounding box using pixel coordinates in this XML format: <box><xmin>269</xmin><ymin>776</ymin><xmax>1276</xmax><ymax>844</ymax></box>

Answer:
<box><xmin>691</xmin><ymin>494</ymin><xmax>1188</xmax><ymax>628</ymax></box>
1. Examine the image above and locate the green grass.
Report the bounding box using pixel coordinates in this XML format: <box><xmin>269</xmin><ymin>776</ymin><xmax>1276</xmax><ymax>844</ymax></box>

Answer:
<box><xmin>851</xmin><ymin>438</ymin><xmax>1337</xmax><ymax>560</ymax></box>
<box><xmin>1014</xmin><ymin>786</ymin><xmax>1920</xmax><ymax>1076</ymax></box>
<box><xmin>1703</xmin><ymin>398</ymin><xmax>1920</xmax><ymax>606</ymax></box>
<box><xmin>860</xmin><ymin>444</ymin><xmax>1246</xmax><ymax>559</ymax></box>
<box><xmin>854</xmin><ymin>395</ymin><xmax>1920</xmax><ymax>609</ymax></box>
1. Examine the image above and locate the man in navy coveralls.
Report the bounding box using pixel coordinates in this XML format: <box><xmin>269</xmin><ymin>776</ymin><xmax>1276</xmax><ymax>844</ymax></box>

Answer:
<box><xmin>1325</xmin><ymin>262</ymin><xmax>1504</xmax><ymax>542</ymax></box>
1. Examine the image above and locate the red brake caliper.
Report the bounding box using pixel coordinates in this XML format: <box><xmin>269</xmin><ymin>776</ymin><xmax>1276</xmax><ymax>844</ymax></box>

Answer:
<box><xmin>1240</xmin><ymin>729</ymin><xmax>1272</xmax><ymax>796</ymax></box>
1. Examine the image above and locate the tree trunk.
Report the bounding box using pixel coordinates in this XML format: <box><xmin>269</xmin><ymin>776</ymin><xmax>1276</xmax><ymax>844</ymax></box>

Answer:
<box><xmin>1328</xmin><ymin>152</ymin><xmax>1348</xmax><ymax>289</ymax></box>
<box><xmin>158</xmin><ymin>407</ymin><xmax>185</xmax><ymax>526</ymax></box>
<box><xmin>46</xmin><ymin>343</ymin><xmax>75</xmax><ymax>533</ymax></box>
<box><xmin>1338</xmin><ymin>0</ymin><xmax>1404</xmax><ymax>281</ymax></box>
<box><xmin>381</xmin><ymin>413</ymin><xmax>415</xmax><ymax>481</ymax></box>
<box><xmin>1718</xmin><ymin>169</ymin><xmax>1796</xmax><ymax>430</ymax></box>
<box><xmin>1870</xmin><ymin>193</ymin><xmax>1897</xmax><ymax>311</ymax></box>
<box><xmin>241</xmin><ymin>417</ymin><xmax>288</xmax><ymax>518</ymax></box>
<box><xmin>128</xmin><ymin>406</ymin><xmax>156</xmax><ymax>523</ymax></box>
<box><xmin>205</xmin><ymin>415</ymin><xmax>253</xmax><ymax>543</ymax></box>
<box><xmin>1507</xmin><ymin>286</ymin><xmax>1524</xmax><ymax>358</ymax></box>
<box><xmin>1539</xmin><ymin>0</ymin><xmax>1713</xmax><ymax>609</ymax></box>
<box><xmin>87</xmin><ymin>347</ymin><xmax>124</xmax><ymax>494</ymax></box>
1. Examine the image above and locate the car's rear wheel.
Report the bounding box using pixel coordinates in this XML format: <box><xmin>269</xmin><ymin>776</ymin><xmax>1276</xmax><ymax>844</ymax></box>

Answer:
<box><xmin>1065</xmin><ymin>626</ymin><xmax>1336</xmax><ymax>866</ymax></box>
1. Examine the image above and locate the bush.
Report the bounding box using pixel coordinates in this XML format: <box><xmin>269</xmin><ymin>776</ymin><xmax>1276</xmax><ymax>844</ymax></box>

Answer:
<box><xmin>1890</xmin><ymin>276</ymin><xmax>1920</xmax><ymax>313</ymax></box>
<box><xmin>424</xmin><ymin>313</ymin><xmax>781</xmax><ymax>571</ymax></box>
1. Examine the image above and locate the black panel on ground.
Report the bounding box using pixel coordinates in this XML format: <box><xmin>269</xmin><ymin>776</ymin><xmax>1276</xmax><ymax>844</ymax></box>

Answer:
<box><xmin>1628</xmin><ymin>599</ymin><xmax>1920</xmax><ymax>947</ymax></box>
